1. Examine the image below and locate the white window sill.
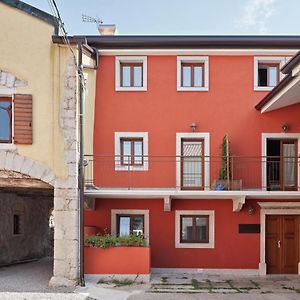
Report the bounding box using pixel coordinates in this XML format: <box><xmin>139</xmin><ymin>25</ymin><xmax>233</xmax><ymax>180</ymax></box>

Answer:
<box><xmin>254</xmin><ymin>86</ymin><xmax>274</xmax><ymax>91</ymax></box>
<box><xmin>115</xmin><ymin>164</ymin><xmax>149</xmax><ymax>171</ymax></box>
<box><xmin>0</xmin><ymin>144</ymin><xmax>16</xmax><ymax>150</ymax></box>
<box><xmin>115</xmin><ymin>86</ymin><xmax>147</xmax><ymax>92</ymax></box>
<box><xmin>175</xmin><ymin>242</ymin><xmax>214</xmax><ymax>249</ymax></box>
<box><xmin>177</xmin><ymin>86</ymin><xmax>209</xmax><ymax>92</ymax></box>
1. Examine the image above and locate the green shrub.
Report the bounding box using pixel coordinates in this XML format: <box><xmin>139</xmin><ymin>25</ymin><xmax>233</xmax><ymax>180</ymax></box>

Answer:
<box><xmin>85</xmin><ymin>234</ymin><xmax>145</xmax><ymax>248</ymax></box>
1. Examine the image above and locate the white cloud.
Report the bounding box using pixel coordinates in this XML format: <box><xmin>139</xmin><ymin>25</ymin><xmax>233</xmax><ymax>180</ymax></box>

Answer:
<box><xmin>236</xmin><ymin>0</ymin><xmax>277</xmax><ymax>34</ymax></box>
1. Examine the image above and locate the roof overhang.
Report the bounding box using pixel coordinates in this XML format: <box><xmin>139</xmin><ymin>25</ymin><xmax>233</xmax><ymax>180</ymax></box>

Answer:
<box><xmin>52</xmin><ymin>35</ymin><xmax>300</xmax><ymax>50</ymax></box>
<box><xmin>256</xmin><ymin>74</ymin><xmax>300</xmax><ymax>113</ymax></box>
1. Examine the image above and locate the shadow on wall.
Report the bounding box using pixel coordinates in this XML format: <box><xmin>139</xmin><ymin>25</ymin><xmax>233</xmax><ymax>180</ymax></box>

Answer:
<box><xmin>0</xmin><ymin>189</ymin><xmax>54</xmax><ymax>266</ymax></box>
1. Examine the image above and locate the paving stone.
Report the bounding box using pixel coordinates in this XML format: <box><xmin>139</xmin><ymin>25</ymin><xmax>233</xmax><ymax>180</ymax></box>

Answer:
<box><xmin>211</xmin><ymin>288</ymin><xmax>239</xmax><ymax>293</ymax></box>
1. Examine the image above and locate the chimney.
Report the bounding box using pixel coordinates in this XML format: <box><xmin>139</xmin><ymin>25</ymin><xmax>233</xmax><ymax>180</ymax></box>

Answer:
<box><xmin>98</xmin><ymin>24</ymin><xmax>117</xmax><ymax>35</ymax></box>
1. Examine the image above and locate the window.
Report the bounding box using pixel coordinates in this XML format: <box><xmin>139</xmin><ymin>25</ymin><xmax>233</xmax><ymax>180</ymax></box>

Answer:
<box><xmin>0</xmin><ymin>97</ymin><xmax>12</xmax><ymax>143</ymax></box>
<box><xmin>181</xmin><ymin>63</ymin><xmax>204</xmax><ymax>87</ymax></box>
<box><xmin>115</xmin><ymin>56</ymin><xmax>147</xmax><ymax>91</ymax></box>
<box><xmin>175</xmin><ymin>210</ymin><xmax>214</xmax><ymax>248</ymax></box>
<box><xmin>117</xmin><ymin>214</ymin><xmax>144</xmax><ymax>236</ymax></box>
<box><xmin>115</xmin><ymin>132</ymin><xmax>148</xmax><ymax>171</ymax></box>
<box><xmin>254</xmin><ymin>57</ymin><xmax>288</xmax><ymax>91</ymax></box>
<box><xmin>13</xmin><ymin>214</ymin><xmax>22</xmax><ymax>235</ymax></box>
<box><xmin>177</xmin><ymin>56</ymin><xmax>209</xmax><ymax>91</ymax></box>
<box><xmin>111</xmin><ymin>209</ymin><xmax>149</xmax><ymax>245</ymax></box>
<box><xmin>180</xmin><ymin>215</ymin><xmax>209</xmax><ymax>243</ymax></box>
<box><xmin>266</xmin><ymin>138</ymin><xmax>298</xmax><ymax>191</ymax></box>
<box><xmin>120</xmin><ymin>138</ymin><xmax>143</xmax><ymax>166</ymax></box>
<box><xmin>0</xmin><ymin>94</ymin><xmax>32</xmax><ymax>146</ymax></box>
<box><xmin>176</xmin><ymin>133</ymin><xmax>210</xmax><ymax>190</ymax></box>
<box><xmin>120</xmin><ymin>63</ymin><xmax>143</xmax><ymax>87</ymax></box>
<box><xmin>181</xmin><ymin>139</ymin><xmax>204</xmax><ymax>190</ymax></box>
<box><xmin>258</xmin><ymin>63</ymin><xmax>279</xmax><ymax>87</ymax></box>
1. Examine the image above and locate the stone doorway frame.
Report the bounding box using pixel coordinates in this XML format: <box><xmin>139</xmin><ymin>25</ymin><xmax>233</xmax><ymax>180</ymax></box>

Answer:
<box><xmin>258</xmin><ymin>202</ymin><xmax>300</xmax><ymax>275</ymax></box>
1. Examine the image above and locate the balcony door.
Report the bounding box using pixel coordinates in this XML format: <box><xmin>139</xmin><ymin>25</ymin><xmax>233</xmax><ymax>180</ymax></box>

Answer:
<box><xmin>181</xmin><ymin>139</ymin><xmax>204</xmax><ymax>190</ymax></box>
<box><xmin>267</xmin><ymin>139</ymin><xmax>298</xmax><ymax>191</ymax></box>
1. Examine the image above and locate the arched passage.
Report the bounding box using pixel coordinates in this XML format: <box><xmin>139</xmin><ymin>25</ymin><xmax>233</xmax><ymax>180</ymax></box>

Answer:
<box><xmin>0</xmin><ymin>151</ymin><xmax>79</xmax><ymax>287</ymax></box>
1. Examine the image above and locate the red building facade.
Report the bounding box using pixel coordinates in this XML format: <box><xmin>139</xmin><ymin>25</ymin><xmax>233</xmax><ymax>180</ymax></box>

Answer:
<box><xmin>84</xmin><ymin>37</ymin><xmax>300</xmax><ymax>276</ymax></box>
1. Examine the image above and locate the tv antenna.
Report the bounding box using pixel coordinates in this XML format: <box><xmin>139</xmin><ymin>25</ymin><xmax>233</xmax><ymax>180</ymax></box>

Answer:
<box><xmin>82</xmin><ymin>14</ymin><xmax>103</xmax><ymax>27</ymax></box>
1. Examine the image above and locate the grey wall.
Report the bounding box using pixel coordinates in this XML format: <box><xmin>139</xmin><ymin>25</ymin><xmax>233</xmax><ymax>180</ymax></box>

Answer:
<box><xmin>0</xmin><ymin>190</ymin><xmax>53</xmax><ymax>266</ymax></box>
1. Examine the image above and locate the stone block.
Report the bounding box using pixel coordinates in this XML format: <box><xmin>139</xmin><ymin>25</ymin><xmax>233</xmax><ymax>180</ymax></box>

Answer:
<box><xmin>5</xmin><ymin>72</ymin><xmax>15</xmax><ymax>88</ymax></box>
<box><xmin>41</xmin><ymin>169</ymin><xmax>56</xmax><ymax>184</ymax></box>
<box><xmin>12</xmin><ymin>155</ymin><xmax>25</xmax><ymax>173</ymax></box>
<box><xmin>28</xmin><ymin>162</ymin><xmax>49</xmax><ymax>179</ymax></box>
<box><xmin>20</xmin><ymin>158</ymin><xmax>34</xmax><ymax>175</ymax></box>
<box><xmin>4</xmin><ymin>152</ymin><xmax>15</xmax><ymax>170</ymax></box>
<box><xmin>0</xmin><ymin>71</ymin><xmax>7</xmax><ymax>85</ymax></box>
<box><xmin>0</xmin><ymin>151</ymin><xmax>7</xmax><ymax>169</ymax></box>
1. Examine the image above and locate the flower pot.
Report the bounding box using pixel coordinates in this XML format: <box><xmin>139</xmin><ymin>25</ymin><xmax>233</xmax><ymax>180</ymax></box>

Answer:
<box><xmin>213</xmin><ymin>179</ymin><xmax>242</xmax><ymax>191</ymax></box>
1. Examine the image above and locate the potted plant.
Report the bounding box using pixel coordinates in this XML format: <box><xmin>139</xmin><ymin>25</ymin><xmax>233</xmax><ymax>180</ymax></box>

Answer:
<box><xmin>213</xmin><ymin>134</ymin><xmax>242</xmax><ymax>190</ymax></box>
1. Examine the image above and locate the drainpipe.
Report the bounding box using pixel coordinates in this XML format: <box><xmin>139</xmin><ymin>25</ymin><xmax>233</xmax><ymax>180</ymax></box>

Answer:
<box><xmin>78</xmin><ymin>42</ymin><xmax>85</xmax><ymax>287</ymax></box>
<box><xmin>78</xmin><ymin>42</ymin><xmax>98</xmax><ymax>287</ymax></box>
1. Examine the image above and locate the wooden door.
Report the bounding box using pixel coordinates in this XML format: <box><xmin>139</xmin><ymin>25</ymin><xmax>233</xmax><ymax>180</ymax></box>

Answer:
<box><xmin>266</xmin><ymin>215</ymin><xmax>299</xmax><ymax>274</ymax></box>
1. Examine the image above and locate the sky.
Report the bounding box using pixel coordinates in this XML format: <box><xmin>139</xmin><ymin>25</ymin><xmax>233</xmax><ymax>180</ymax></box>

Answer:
<box><xmin>23</xmin><ymin>0</ymin><xmax>300</xmax><ymax>36</ymax></box>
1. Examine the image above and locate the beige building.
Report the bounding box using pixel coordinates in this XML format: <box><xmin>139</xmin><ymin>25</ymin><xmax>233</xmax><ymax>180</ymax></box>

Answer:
<box><xmin>0</xmin><ymin>0</ymin><xmax>96</xmax><ymax>286</ymax></box>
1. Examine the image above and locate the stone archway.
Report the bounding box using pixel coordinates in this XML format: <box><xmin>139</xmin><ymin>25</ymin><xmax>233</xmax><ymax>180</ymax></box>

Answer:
<box><xmin>0</xmin><ymin>151</ymin><xmax>79</xmax><ymax>287</ymax></box>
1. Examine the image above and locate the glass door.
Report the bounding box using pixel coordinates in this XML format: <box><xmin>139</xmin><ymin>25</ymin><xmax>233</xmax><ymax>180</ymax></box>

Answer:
<box><xmin>181</xmin><ymin>139</ymin><xmax>204</xmax><ymax>190</ymax></box>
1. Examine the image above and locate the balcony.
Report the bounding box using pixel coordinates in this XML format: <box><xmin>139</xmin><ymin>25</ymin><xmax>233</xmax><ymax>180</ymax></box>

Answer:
<box><xmin>84</xmin><ymin>155</ymin><xmax>299</xmax><ymax>192</ymax></box>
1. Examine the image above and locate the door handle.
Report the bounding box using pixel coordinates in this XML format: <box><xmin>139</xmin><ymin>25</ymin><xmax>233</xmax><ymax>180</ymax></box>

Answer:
<box><xmin>277</xmin><ymin>240</ymin><xmax>281</xmax><ymax>248</ymax></box>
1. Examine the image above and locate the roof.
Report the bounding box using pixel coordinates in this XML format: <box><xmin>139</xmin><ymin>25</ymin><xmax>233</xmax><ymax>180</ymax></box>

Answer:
<box><xmin>255</xmin><ymin>49</ymin><xmax>300</xmax><ymax>111</ymax></box>
<box><xmin>255</xmin><ymin>74</ymin><xmax>294</xmax><ymax>110</ymax></box>
<box><xmin>52</xmin><ymin>35</ymin><xmax>300</xmax><ymax>49</ymax></box>
<box><xmin>0</xmin><ymin>0</ymin><xmax>59</xmax><ymax>34</ymax></box>
<box><xmin>281</xmin><ymin>50</ymin><xmax>300</xmax><ymax>74</ymax></box>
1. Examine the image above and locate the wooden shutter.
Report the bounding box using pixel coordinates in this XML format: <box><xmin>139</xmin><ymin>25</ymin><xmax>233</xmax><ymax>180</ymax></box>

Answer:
<box><xmin>13</xmin><ymin>94</ymin><xmax>32</xmax><ymax>145</ymax></box>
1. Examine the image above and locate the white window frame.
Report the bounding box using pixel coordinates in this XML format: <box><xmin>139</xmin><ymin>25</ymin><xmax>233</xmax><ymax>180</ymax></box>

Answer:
<box><xmin>115</xmin><ymin>132</ymin><xmax>148</xmax><ymax>171</ymax></box>
<box><xmin>254</xmin><ymin>57</ymin><xmax>288</xmax><ymax>91</ymax></box>
<box><xmin>111</xmin><ymin>209</ymin><xmax>150</xmax><ymax>246</ymax></box>
<box><xmin>115</xmin><ymin>56</ymin><xmax>147</xmax><ymax>91</ymax></box>
<box><xmin>261</xmin><ymin>133</ymin><xmax>300</xmax><ymax>191</ymax></box>
<box><xmin>176</xmin><ymin>132</ymin><xmax>210</xmax><ymax>190</ymax></box>
<box><xmin>175</xmin><ymin>210</ymin><xmax>215</xmax><ymax>248</ymax></box>
<box><xmin>177</xmin><ymin>56</ymin><xmax>209</xmax><ymax>91</ymax></box>
<box><xmin>0</xmin><ymin>89</ymin><xmax>16</xmax><ymax>150</ymax></box>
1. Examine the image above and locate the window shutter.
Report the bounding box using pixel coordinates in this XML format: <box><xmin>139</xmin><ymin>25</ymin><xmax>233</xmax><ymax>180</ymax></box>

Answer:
<box><xmin>13</xmin><ymin>94</ymin><xmax>32</xmax><ymax>145</ymax></box>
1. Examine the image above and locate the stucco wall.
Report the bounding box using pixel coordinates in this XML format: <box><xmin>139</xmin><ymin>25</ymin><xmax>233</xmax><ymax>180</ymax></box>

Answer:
<box><xmin>0</xmin><ymin>191</ymin><xmax>53</xmax><ymax>266</ymax></box>
<box><xmin>0</xmin><ymin>2</ymin><xmax>68</xmax><ymax>179</ymax></box>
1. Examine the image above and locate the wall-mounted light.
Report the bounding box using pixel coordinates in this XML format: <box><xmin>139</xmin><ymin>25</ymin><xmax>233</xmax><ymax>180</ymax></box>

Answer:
<box><xmin>247</xmin><ymin>204</ymin><xmax>254</xmax><ymax>215</ymax></box>
<box><xmin>191</xmin><ymin>122</ymin><xmax>197</xmax><ymax>132</ymax></box>
<box><xmin>282</xmin><ymin>123</ymin><xmax>289</xmax><ymax>133</ymax></box>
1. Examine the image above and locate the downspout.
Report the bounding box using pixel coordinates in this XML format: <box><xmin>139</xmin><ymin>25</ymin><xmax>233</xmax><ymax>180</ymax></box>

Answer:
<box><xmin>78</xmin><ymin>43</ymin><xmax>98</xmax><ymax>287</ymax></box>
<box><xmin>78</xmin><ymin>42</ymin><xmax>85</xmax><ymax>287</ymax></box>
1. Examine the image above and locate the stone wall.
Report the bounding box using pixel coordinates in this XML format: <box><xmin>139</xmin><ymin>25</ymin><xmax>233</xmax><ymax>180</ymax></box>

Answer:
<box><xmin>0</xmin><ymin>190</ymin><xmax>53</xmax><ymax>265</ymax></box>
<box><xmin>49</xmin><ymin>57</ymin><xmax>79</xmax><ymax>287</ymax></box>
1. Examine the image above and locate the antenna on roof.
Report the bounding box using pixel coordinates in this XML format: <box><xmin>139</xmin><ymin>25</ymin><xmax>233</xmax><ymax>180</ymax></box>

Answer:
<box><xmin>82</xmin><ymin>14</ymin><xmax>117</xmax><ymax>35</ymax></box>
<box><xmin>82</xmin><ymin>14</ymin><xmax>103</xmax><ymax>26</ymax></box>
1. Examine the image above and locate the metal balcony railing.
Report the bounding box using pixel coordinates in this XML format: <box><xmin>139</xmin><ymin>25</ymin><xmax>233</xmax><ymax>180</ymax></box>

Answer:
<box><xmin>84</xmin><ymin>155</ymin><xmax>299</xmax><ymax>191</ymax></box>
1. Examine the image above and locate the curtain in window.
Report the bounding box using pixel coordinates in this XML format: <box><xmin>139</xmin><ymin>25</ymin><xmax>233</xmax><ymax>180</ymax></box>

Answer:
<box><xmin>283</xmin><ymin>143</ymin><xmax>295</xmax><ymax>187</ymax></box>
